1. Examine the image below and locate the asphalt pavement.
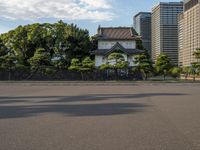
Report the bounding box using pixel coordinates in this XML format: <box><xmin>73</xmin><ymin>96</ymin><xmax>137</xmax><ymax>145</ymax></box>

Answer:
<box><xmin>0</xmin><ymin>83</ymin><xmax>200</xmax><ymax>150</ymax></box>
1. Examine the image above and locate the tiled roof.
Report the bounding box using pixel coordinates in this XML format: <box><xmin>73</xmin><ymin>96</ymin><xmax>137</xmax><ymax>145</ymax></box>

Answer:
<box><xmin>96</xmin><ymin>27</ymin><xmax>139</xmax><ymax>40</ymax></box>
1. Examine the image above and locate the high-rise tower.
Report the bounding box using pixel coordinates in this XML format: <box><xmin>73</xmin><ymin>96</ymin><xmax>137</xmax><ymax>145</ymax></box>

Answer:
<box><xmin>134</xmin><ymin>12</ymin><xmax>152</xmax><ymax>56</ymax></box>
<box><xmin>152</xmin><ymin>2</ymin><xmax>183</xmax><ymax>65</ymax></box>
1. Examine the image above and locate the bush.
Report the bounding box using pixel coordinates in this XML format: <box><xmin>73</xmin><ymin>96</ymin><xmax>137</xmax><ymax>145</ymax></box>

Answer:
<box><xmin>170</xmin><ymin>67</ymin><xmax>182</xmax><ymax>78</ymax></box>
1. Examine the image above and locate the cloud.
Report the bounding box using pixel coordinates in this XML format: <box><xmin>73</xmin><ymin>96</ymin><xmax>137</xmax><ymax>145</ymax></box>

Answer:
<box><xmin>0</xmin><ymin>0</ymin><xmax>115</xmax><ymax>22</ymax></box>
<box><xmin>79</xmin><ymin>0</ymin><xmax>111</xmax><ymax>9</ymax></box>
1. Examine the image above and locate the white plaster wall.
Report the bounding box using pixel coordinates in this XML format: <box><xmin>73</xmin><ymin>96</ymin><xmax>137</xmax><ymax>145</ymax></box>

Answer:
<box><xmin>119</xmin><ymin>41</ymin><xmax>135</xmax><ymax>49</ymax></box>
<box><xmin>95</xmin><ymin>55</ymin><xmax>103</xmax><ymax>67</ymax></box>
<box><xmin>98</xmin><ymin>41</ymin><xmax>136</xmax><ymax>49</ymax></box>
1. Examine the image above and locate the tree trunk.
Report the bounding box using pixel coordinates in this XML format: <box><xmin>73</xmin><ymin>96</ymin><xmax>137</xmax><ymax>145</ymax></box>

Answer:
<box><xmin>8</xmin><ymin>70</ymin><xmax>11</xmax><ymax>81</ymax></box>
<box><xmin>163</xmin><ymin>74</ymin><xmax>166</xmax><ymax>80</ymax></box>
<box><xmin>185</xmin><ymin>74</ymin><xmax>188</xmax><ymax>80</ymax></box>
<box><xmin>141</xmin><ymin>70</ymin><xmax>147</xmax><ymax>81</ymax></box>
<box><xmin>193</xmin><ymin>74</ymin><xmax>196</xmax><ymax>81</ymax></box>
<box><xmin>94</xmin><ymin>71</ymin><xmax>97</xmax><ymax>81</ymax></box>
<box><xmin>80</xmin><ymin>72</ymin><xmax>84</xmax><ymax>80</ymax></box>
<box><xmin>115</xmin><ymin>69</ymin><xmax>118</xmax><ymax>80</ymax></box>
<box><xmin>163</xmin><ymin>70</ymin><xmax>167</xmax><ymax>80</ymax></box>
<box><xmin>144</xmin><ymin>73</ymin><xmax>148</xmax><ymax>80</ymax></box>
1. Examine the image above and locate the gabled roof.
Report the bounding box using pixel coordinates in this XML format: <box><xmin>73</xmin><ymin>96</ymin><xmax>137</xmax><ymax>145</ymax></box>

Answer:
<box><xmin>96</xmin><ymin>27</ymin><xmax>140</xmax><ymax>40</ymax></box>
<box><xmin>91</xmin><ymin>42</ymin><xmax>144</xmax><ymax>56</ymax></box>
<box><xmin>105</xmin><ymin>42</ymin><xmax>130</xmax><ymax>56</ymax></box>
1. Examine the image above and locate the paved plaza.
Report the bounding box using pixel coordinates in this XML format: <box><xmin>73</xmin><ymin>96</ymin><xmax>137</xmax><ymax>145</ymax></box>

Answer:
<box><xmin>0</xmin><ymin>82</ymin><xmax>200</xmax><ymax>150</ymax></box>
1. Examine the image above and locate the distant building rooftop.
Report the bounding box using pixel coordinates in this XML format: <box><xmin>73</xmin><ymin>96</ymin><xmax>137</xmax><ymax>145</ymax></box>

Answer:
<box><xmin>152</xmin><ymin>1</ymin><xmax>183</xmax><ymax>10</ymax></box>
<box><xmin>134</xmin><ymin>12</ymin><xmax>151</xmax><ymax>18</ymax></box>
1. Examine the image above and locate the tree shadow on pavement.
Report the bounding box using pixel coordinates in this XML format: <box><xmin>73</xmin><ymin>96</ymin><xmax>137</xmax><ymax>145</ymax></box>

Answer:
<box><xmin>0</xmin><ymin>103</ymin><xmax>148</xmax><ymax>119</ymax></box>
<box><xmin>0</xmin><ymin>93</ymin><xmax>187</xmax><ymax>119</ymax></box>
<box><xmin>0</xmin><ymin>93</ymin><xmax>187</xmax><ymax>104</ymax></box>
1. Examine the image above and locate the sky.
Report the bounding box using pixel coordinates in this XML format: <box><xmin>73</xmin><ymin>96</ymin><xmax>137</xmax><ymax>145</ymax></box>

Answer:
<box><xmin>0</xmin><ymin>0</ymin><xmax>181</xmax><ymax>35</ymax></box>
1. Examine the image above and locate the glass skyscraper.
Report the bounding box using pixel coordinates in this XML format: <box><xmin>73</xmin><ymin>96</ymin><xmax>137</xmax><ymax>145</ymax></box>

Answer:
<box><xmin>152</xmin><ymin>2</ymin><xmax>183</xmax><ymax>65</ymax></box>
<box><xmin>134</xmin><ymin>12</ymin><xmax>152</xmax><ymax>56</ymax></box>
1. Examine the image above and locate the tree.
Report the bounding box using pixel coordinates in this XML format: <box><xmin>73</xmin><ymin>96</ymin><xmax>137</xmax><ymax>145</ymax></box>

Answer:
<box><xmin>191</xmin><ymin>48</ymin><xmax>200</xmax><ymax>81</ymax></box>
<box><xmin>28</xmin><ymin>48</ymin><xmax>51</xmax><ymax>78</ymax></box>
<box><xmin>0</xmin><ymin>38</ymin><xmax>18</xmax><ymax>80</ymax></box>
<box><xmin>107</xmin><ymin>52</ymin><xmax>128</xmax><ymax>79</ymax></box>
<box><xmin>12</xmin><ymin>25</ymin><xmax>30</xmax><ymax>65</ymax></box>
<box><xmin>81</xmin><ymin>57</ymin><xmax>95</xmax><ymax>80</ymax></box>
<box><xmin>0</xmin><ymin>39</ymin><xmax>8</xmax><ymax>56</ymax></box>
<box><xmin>99</xmin><ymin>63</ymin><xmax>110</xmax><ymax>71</ymax></box>
<box><xmin>170</xmin><ymin>67</ymin><xmax>182</xmax><ymax>79</ymax></box>
<box><xmin>82</xmin><ymin>57</ymin><xmax>94</xmax><ymax>72</ymax></box>
<box><xmin>190</xmin><ymin>63</ymin><xmax>200</xmax><ymax>81</ymax></box>
<box><xmin>68</xmin><ymin>58</ymin><xmax>81</xmax><ymax>71</ymax></box>
<box><xmin>135</xmin><ymin>32</ymin><xmax>145</xmax><ymax>50</ymax></box>
<box><xmin>53</xmin><ymin>21</ymin><xmax>91</xmax><ymax>65</ymax></box>
<box><xmin>68</xmin><ymin>58</ymin><xmax>82</xmax><ymax>79</ymax></box>
<box><xmin>155</xmin><ymin>54</ymin><xmax>172</xmax><ymax>80</ymax></box>
<box><xmin>0</xmin><ymin>52</ymin><xmax>17</xmax><ymax>80</ymax></box>
<box><xmin>181</xmin><ymin>66</ymin><xmax>191</xmax><ymax>80</ymax></box>
<box><xmin>136</xmin><ymin>39</ymin><xmax>145</xmax><ymax>50</ymax></box>
<box><xmin>193</xmin><ymin>48</ymin><xmax>200</xmax><ymax>63</ymax></box>
<box><xmin>68</xmin><ymin>57</ymin><xmax>94</xmax><ymax>80</ymax></box>
<box><xmin>0</xmin><ymin>21</ymin><xmax>92</xmax><ymax>71</ymax></box>
<box><xmin>134</xmin><ymin>53</ymin><xmax>153</xmax><ymax>80</ymax></box>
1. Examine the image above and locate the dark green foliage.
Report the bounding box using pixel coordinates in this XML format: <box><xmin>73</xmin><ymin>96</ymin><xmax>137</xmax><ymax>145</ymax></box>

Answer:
<box><xmin>155</xmin><ymin>53</ymin><xmax>172</xmax><ymax>80</ymax></box>
<box><xmin>99</xmin><ymin>63</ymin><xmax>110</xmax><ymax>70</ymax></box>
<box><xmin>0</xmin><ymin>39</ymin><xmax>17</xmax><ymax>72</ymax></box>
<box><xmin>170</xmin><ymin>67</ymin><xmax>182</xmax><ymax>78</ymax></box>
<box><xmin>0</xmin><ymin>39</ymin><xmax>8</xmax><ymax>56</ymax></box>
<box><xmin>193</xmin><ymin>48</ymin><xmax>200</xmax><ymax>62</ymax></box>
<box><xmin>190</xmin><ymin>48</ymin><xmax>200</xmax><ymax>81</ymax></box>
<box><xmin>0</xmin><ymin>21</ymin><xmax>91</xmax><ymax>70</ymax></box>
<box><xmin>108</xmin><ymin>52</ymin><xmax>129</xmax><ymax>69</ymax></box>
<box><xmin>68</xmin><ymin>58</ymin><xmax>81</xmax><ymax>72</ymax></box>
<box><xmin>134</xmin><ymin>32</ymin><xmax>145</xmax><ymax>50</ymax></box>
<box><xmin>29</xmin><ymin>48</ymin><xmax>51</xmax><ymax>68</ymax></box>
<box><xmin>107</xmin><ymin>52</ymin><xmax>129</xmax><ymax>79</ymax></box>
<box><xmin>108</xmin><ymin>52</ymin><xmax>125</xmax><ymax>63</ymax></box>
<box><xmin>0</xmin><ymin>21</ymin><xmax>92</xmax><ymax>79</ymax></box>
<box><xmin>90</xmin><ymin>36</ymin><xmax>98</xmax><ymax>51</ymax></box>
<box><xmin>28</xmin><ymin>48</ymin><xmax>52</xmax><ymax>76</ymax></box>
<box><xmin>0</xmin><ymin>52</ymin><xmax>16</xmax><ymax>71</ymax></box>
<box><xmin>99</xmin><ymin>53</ymin><xmax>128</xmax><ymax>80</ymax></box>
<box><xmin>136</xmin><ymin>39</ymin><xmax>145</xmax><ymax>50</ymax></box>
<box><xmin>82</xmin><ymin>57</ymin><xmax>95</xmax><ymax>72</ymax></box>
<box><xmin>181</xmin><ymin>66</ymin><xmax>191</xmax><ymax>80</ymax></box>
<box><xmin>0</xmin><ymin>51</ymin><xmax>17</xmax><ymax>80</ymax></box>
<box><xmin>190</xmin><ymin>63</ymin><xmax>200</xmax><ymax>81</ymax></box>
<box><xmin>134</xmin><ymin>53</ymin><xmax>153</xmax><ymax>80</ymax></box>
<box><xmin>69</xmin><ymin>57</ymin><xmax>94</xmax><ymax>80</ymax></box>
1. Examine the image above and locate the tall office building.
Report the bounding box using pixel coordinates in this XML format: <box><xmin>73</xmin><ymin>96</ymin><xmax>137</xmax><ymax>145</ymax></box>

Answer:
<box><xmin>152</xmin><ymin>2</ymin><xmax>183</xmax><ymax>65</ymax></box>
<box><xmin>178</xmin><ymin>0</ymin><xmax>200</xmax><ymax>66</ymax></box>
<box><xmin>134</xmin><ymin>12</ymin><xmax>152</xmax><ymax>56</ymax></box>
